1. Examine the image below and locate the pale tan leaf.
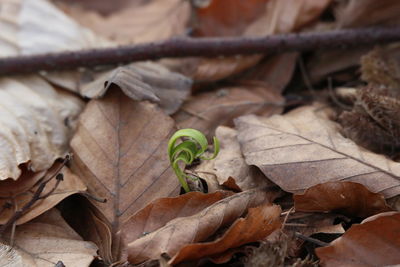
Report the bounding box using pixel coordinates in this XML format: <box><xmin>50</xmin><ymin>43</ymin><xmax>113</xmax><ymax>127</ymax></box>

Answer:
<box><xmin>70</xmin><ymin>90</ymin><xmax>180</xmax><ymax>261</ymax></box>
<box><xmin>1</xmin><ymin>209</ymin><xmax>97</xmax><ymax>267</ymax></box>
<box><xmin>195</xmin><ymin>126</ymin><xmax>273</xmax><ymax>191</ymax></box>
<box><xmin>235</xmin><ymin>104</ymin><xmax>400</xmax><ymax>198</ymax></box>
<box><xmin>173</xmin><ymin>86</ymin><xmax>284</xmax><ymax>137</ymax></box>
<box><xmin>0</xmin><ymin>163</ymin><xmax>86</xmax><ymax>225</ymax></box>
<box><xmin>169</xmin><ymin>203</ymin><xmax>282</xmax><ymax>265</ymax></box>
<box><xmin>81</xmin><ymin>62</ymin><xmax>192</xmax><ymax>115</ymax></box>
<box><xmin>127</xmin><ymin>189</ymin><xmax>274</xmax><ymax>264</ymax></box>
<box><xmin>57</xmin><ymin>0</ymin><xmax>190</xmax><ymax>45</ymax></box>
<box><xmin>0</xmin><ymin>76</ymin><xmax>83</xmax><ymax>180</ymax></box>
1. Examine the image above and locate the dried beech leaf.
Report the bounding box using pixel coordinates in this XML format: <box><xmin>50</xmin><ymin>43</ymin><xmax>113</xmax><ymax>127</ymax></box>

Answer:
<box><xmin>57</xmin><ymin>0</ymin><xmax>190</xmax><ymax>45</ymax></box>
<box><xmin>70</xmin><ymin>90</ymin><xmax>180</xmax><ymax>261</ymax></box>
<box><xmin>1</xmin><ymin>209</ymin><xmax>98</xmax><ymax>267</ymax></box>
<box><xmin>127</xmin><ymin>189</ymin><xmax>274</xmax><ymax>264</ymax></box>
<box><xmin>294</xmin><ymin>181</ymin><xmax>392</xmax><ymax>218</ymax></box>
<box><xmin>316</xmin><ymin>212</ymin><xmax>400</xmax><ymax>267</ymax></box>
<box><xmin>169</xmin><ymin>203</ymin><xmax>281</xmax><ymax>265</ymax></box>
<box><xmin>81</xmin><ymin>62</ymin><xmax>192</xmax><ymax>115</ymax></box>
<box><xmin>190</xmin><ymin>0</ymin><xmax>331</xmax><ymax>81</ymax></box>
<box><xmin>195</xmin><ymin>126</ymin><xmax>273</xmax><ymax>191</ymax></box>
<box><xmin>0</xmin><ymin>164</ymin><xmax>86</xmax><ymax>225</ymax></box>
<box><xmin>173</xmin><ymin>87</ymin><xmax>284</xmax><ymax>137</ymax></box>
<box><xmin>122</xmin><ymin>191</ymin><xmax>233</xmax><ymax>245</ymax></box>
<box><xmin>0</xmin><ymin>76</ymin><xmax>83</xmax><ymax>180</ymax></box>
<box><xmin>235</xmin><ymin>104</ymin><xmax>400</xmax><ymax>198</ymax></box>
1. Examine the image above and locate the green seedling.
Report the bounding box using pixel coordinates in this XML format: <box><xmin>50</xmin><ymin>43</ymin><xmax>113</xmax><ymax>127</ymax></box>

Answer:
<box><xmin>168</xmin><ymin>128</ymin><xmax>219</xmax><ymax>192</ymax></box>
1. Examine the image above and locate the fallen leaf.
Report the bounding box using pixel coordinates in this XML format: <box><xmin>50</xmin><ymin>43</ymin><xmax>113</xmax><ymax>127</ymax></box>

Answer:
<box><xmin>195</xmin><ymin>126</ymin><xmax>273</xmax><ymax>191</ymax></box>
<box><xmin>316</xmin><ymin>212</ymin><xmax>400</xmax><ymax>267</ymax></box>
<box><xmin>70</xmin><ymin>90</ymin><xmax>180</xmax><ymax>261</ymax></box>
<box><xmin>122</xmin><ymin>191</ymin><xmax>233</xmax><ymax>247</ymax></box>
<box><xmin>0</xmin><ymin>163</ymin><xmax>86</xmax><ymax>225</ymax></box>
<box><xmin>57</xmin><ymin>0</ymin><xmax>190</xmax><ymax>45</ymax></box>
<box><xmin>80</xmin><ymin>62</ymin><xmax>192</xmax><ymax>115</ymax></box>
<box><xmin>190</xmin><ymin>0</ymin><xmax>331</xmax><ymax>82</ymax></box>
<box><xmin>126</xmin><ymin>189</ymin><xmax>276</xmax><ymax>264</ymax></box>
<box><xmin>235</xmin><ymin>104</ymin><xmax>400</xmax><ymax>198</ymax></box>
<box><xmin>0</xmin><ymin>208</ymin><xmax>98</xmax><ymax>267</ymax></box>
<box><xmin>169</xmin><ymin>203</ymin><xmax>282</xmax><ymax>265</ymax></box>
<box><xmin>173</xmin><ymin>86</ymin><xmax>284</xmax><ymax>138</ymax></box>
<box><xmin>0</xmin><ymin>76</ymin><xmax>83</xmax><ymax>180</ymax></box>
<box><xmin>294</xmin><ymin>181</ymin><xmax>392</xmax><ymax>218</ymax></box>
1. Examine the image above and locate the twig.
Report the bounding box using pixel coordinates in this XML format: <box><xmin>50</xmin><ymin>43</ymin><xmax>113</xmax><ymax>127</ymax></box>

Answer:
<box><xmin>294</xmin><ymin>232</ymin><xmax>329</xmax><ymax>247</ymax></box>
<box><xmin>0</xmin><ymin>27</ymin><xmax>400</xmax><ymax>75</ymax></box>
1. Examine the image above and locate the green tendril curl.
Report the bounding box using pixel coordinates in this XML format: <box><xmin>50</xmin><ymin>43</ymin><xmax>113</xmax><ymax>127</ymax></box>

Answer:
<box><xmin>168</xmin><ymin>128</ymin><xmax>220</xmax><ymax>192</ymax></box>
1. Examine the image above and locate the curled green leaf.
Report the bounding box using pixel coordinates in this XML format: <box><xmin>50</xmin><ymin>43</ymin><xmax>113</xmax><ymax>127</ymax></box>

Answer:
<box><xmin>168</xmin><ymin>128</ymin><xmax>219</xmax><ymax>192</ymax></box>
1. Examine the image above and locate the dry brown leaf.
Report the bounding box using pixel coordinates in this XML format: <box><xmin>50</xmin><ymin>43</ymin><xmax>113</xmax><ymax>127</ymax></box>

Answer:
<box><xmin>127</xmin><ymin>189</ymin><xmax>275</xmax><ymax>264</ymax></box>
<box><xmin>80</xmin><ymin>62</ymin><xmax>192</xmax><ymax>115</ymax></box>
<box><xmin>0</xmin><ymin>209</ymin><xmax>98</xmax><ymax>267</ymax></box>
<box><xmin>0</xmin><ymin>163</ymin><xmax>86</xmax><ymax>225</ymax></box>
<box><xmin>316</xmin><ymin>212</ymin><xmax>400</xmax><ymax>267</ymax></box>
<box><xmin>173</xmin><ymin>86</ymin><xmax>284</xmax><ymax>137</ymax></box>
<box><xmin>70</xmin><ymin>90</ymin><xmax>180</xmax><ymax>261</ymax></box>
<box><xmin>195</xmin><ymin>126</ymin><xmax>273</xmax><ymax>191</ymax></box>
<box><xmin>294</xmin><ymin>181</ymin><xmax>392</xmax><ymax>218</ymax></box>
<box><xmin>0</xmin><ymin>76</ymin><xmax>83</xmax><ymax>180</ymax></box>
<box><xmin>169</xmin><ymin>203</ymin><xmax>282</xmax><ymax>265</ymax></box>
<box><xmin>57</xmin><ymin>0</ymin><xmax>190</xmax><ymax>45</ymax></box>
<box><xmin>190</xmin><ymin>0</ymin><xmax>331</xmax><ymax>82</ymax></box>
<box><xmin>235</xmin><ymin>104</ymin><xmax>400</xmax><ymax>198</ymax></box>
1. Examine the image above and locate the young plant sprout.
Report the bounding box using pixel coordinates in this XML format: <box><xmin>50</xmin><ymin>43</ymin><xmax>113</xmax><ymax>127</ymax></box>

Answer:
<box><xmin>168</xmin><ymin>128</ymin><xmax>220</xmax><ymax>192</ymax></box>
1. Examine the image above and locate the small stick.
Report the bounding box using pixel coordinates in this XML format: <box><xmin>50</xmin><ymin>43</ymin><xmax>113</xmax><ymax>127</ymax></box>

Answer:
<box><xmin>294</xmin><ymin>232</ymin><xmax>329</xmax><ymax>247</ymax></box>
<box><xmin>0</xmin><ymin>27</ymin><xmax>400</xmax><ymax>75</ymax></box>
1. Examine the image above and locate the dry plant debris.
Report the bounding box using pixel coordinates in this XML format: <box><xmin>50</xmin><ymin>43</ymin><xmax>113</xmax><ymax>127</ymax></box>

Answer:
<box><xmin>1</xmin><ymin>0</ymin><xmax>400</xmax><ymax>266</ymax></box>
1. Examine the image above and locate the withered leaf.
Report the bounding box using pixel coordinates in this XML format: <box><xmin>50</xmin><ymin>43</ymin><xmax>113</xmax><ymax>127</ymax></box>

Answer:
<box><xmin>169</xmin><ymin>203</ymin><xmax>282</xmax><ymax>265</ymax></box>
<box><xmin>0</xmin><ymin>163</ymin><xmax>86</xmax><ymax>225</ymax></box>
<box><xmin>173</xmin><ymin>86</ymin><xmax>284</xmax><ymax>138</ymax></box>
<box><xmin>127</xmin><ymin>189</ymin><xmax>275</xmax><ymax>264</ymax></box>
<box><xmin>235</xmin><ymin>104</ymin><xmax>400</xmax><ymax>198</ymax></box>
<box><xmin>316</xmin><ymin>212</ymin><xmax>400</xmax><ymax>267</ymax></box>
<box><xmin>0</xmin><ymin>76</ymin><xmax>83</xmax><ymax>180</ymax></box>
<box><xmin>70</xmin><ymin>90</ymin><xmax>180</xmax><ymax>261</ymax></box>
<box><xmin>80</xmin><ymin>62</ymin><xmax>192</xmax><ymax>115</ymax></box>
<box><xmin>0</xmin><ymin>209</ymin><xmax>98</xmax><ymax>267</ymax></box>
<box><xmin>294</xmin><ymin>181</ymin><xmax>392</xmax><ymax>218</ymax></box>
<box><xmin>195</xmin><ymin>126</ymin><xmax>273</xmax><ymax>191</ymax></box>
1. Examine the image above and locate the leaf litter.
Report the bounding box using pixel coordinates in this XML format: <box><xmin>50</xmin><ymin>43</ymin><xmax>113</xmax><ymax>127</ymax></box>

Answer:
<box><xmin>1</xmin><ymin>0</ymin><xmax>400</xmax><ymax>266</ymax></box>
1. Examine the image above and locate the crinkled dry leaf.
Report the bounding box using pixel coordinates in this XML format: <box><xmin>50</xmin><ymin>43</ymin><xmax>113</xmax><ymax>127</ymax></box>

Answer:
<box><xmin>169</xmin><ymin>203</ymin><xmax>281</xmax><ymax>265</ymax></box>
<box><xmin>173</xmin><ymin>87</ymin><xmax>284</xmax><ymax>137</ymax></box>
<box><xmin>0</xmin><ymin>76</ymin><xmax>83</xmax><ymax>180</ymax></box>
<box><xmin>70</xmin><ymin>90</ymin><xmax>180</xmax><ymax>261</ymax></box>
<box><xmin>294</xmin><ymin>181</ymin><xmax>392</xmax><ymax>218</ymax></box>
<box><xmin>316</xmin><ymin>212</ymin><xmax>400</xmax><ymax>267</ymax></box>
<box><xmin>127</xmin><ymin>189</ymin><xmax>276</xmax><ymax>264</ymax></box>
<box><xmin>235</xmin><ymin>104</ymin><xmax>400</xmax><ymax>198</ymax></box>
<box><xmin>0</xmin><ymin>209</ymin><xmax>98</xmax><ymax>267</ymax></box>
<box><xmin>0</xmin><ymin>163</ymin><xmax>86</xmax><ymax>225</ymax></box>
<box><xmin>122</xmin><ymin>191</ymin><xmax>233</xmax><ymax>245</ymax></box>
<box><xmin>57</xmin><ymin>0</ymin><xmax>190</xmax><ymax>45</ymax></box>
<box><xmin>195</xmin><ymin>126</ymin><xmax>273</xmax><ymax>191</ymax></box>
<box><xmin>81</xmin><ymin>62</ymin><xmax>192</xmax><ymax>115</ymax></box>
<box><xmin>190</xmin><ymin>0</ymin><xmax>331</xmax><ymax>81</ymax></box>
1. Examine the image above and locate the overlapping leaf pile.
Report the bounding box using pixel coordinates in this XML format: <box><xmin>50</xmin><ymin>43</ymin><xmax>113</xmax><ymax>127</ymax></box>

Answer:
<box><xmin>0</xmin><ymin>0</ymin><xmax>400</xmax><ymax>266</ymax></box>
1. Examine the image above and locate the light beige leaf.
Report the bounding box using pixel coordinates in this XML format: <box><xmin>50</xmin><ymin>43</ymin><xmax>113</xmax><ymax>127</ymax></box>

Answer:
<box><xmin>70</xmin><ymin>90</ymin><xmax>180</xmax><ymax>262</ymax></box>
<box><xmin>56</xmin><ymin>0</ymin><xmax>191</xmax><ymax>45</ymax></box>
<box><xmin>195</xmin><ymin>126</ymin><xmax>273</xmax><ymax>191</ymax></box>
<box><xmin>127</xmin><ymin>189</ymin><xmax>274</xmax><ymax>264</ymax></box>
<box><xmin>0</xmin><ymin>163</ymin><xmax>86</xmax><ymax>225</ymax></box>
<box><xmin>81</xmin><ymin>62</ymin><xmax>192</xmax><ymax>115</ymax></box>
<box><xmin>1</xmin><ymin>209</ymin><xmax>98</xmax><ymax>267</ymax></box>
<box><xmin>0</xmin><ymin>76</ymin><xmax>83</xmax><ymax>180</ymax></box>
<box><xmin>235</xmin><ymin>104</ymin><xmax>400</xmax><ymax>198</ymax></box>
